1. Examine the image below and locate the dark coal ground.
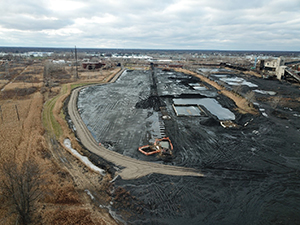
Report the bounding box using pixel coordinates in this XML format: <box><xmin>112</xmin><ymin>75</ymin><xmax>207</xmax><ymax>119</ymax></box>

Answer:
<box><xmin>78</xmin><ymin>68</ymin><xmax>300</xmax><ymax>224</ymax></box>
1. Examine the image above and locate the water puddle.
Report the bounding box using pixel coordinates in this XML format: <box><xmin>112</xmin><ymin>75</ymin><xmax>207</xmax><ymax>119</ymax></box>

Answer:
<box><xmin>198</xmin><ymin>68</ymin><xmax>232</xmax><ymax>73</ymax></box>
<box><xmin>173</xmin><ymin>105</ymin><xmax>203</xmax><ymax>116</ymax></box>
<box><xmin>254</xmin><ymin>90</ymin><xmax>276</xmax><ymax>95</ymax></box>
<box><xmin>173</xmin><ymin>98</ymin><xmax>235</xmax><ymax>120</ymax></box>
<box><xmin>219</xmin><ymin>77</ymin><xmax>258</xmax><ymax>87</ymax></box>
<box><xmin>64</xmin><ymin>139</ymin><xmax>106</xmax><ymax>176</ymax></box>
<box><xmin>188</xmin><ymin>83</ymin><xmax>207</xmax><ymax>91</ymax></box>
<box><xmin>212</xmin><ymin>74</ymin><xmax>228</xmax><ymax>78</ymax></box>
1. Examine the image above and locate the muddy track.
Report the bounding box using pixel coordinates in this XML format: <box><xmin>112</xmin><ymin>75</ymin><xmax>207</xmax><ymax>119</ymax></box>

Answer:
<box><xmin>68</xmin><ymin>86</ymin><xmax>204</xmax><ymax>180</ymax></box>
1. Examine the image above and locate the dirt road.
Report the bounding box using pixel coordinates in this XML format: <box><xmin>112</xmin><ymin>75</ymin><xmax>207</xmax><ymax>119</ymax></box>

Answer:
<box><xmin>68</xmin><ymin>86</ymin><xmax>203</xmax><ymax>180</ymax></box>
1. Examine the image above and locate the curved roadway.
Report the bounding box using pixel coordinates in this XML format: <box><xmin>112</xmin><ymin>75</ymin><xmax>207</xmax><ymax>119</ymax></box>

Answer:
<box><xmin>68</xmin><ymin>72</ymin><xmax>204</xmax><ymax>180</ymax></box>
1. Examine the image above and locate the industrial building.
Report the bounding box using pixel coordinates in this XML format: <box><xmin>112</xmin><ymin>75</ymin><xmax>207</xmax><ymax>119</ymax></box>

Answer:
<box><xmin>263</xmin><ymin>57</ymin><xmax>286</xmax><ymax>80</ymax></box>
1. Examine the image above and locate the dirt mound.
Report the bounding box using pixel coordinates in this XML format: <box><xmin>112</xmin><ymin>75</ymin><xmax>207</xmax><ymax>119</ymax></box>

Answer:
<box><xmin>200</xmin><ymin>117</ymin><xmax>219</xmax><ymax>126</ymax></box>
<box><xmin>135</xmin><ymin>95</ymin><xmax>164</xmax><ymax>111</ymax></box>
<box><xmin>271</xmin><ymin>109</ymin><xmax>289</xmax><ymax>119</ymax></box>
<box><xmin>234</xmin><ymin>113</ymin><xmax>256</xmax><ymax>126</ymax></box>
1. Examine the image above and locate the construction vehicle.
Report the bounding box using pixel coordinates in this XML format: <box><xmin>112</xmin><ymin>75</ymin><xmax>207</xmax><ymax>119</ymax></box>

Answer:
<box><xmin>138</xmin><ymin>137</ymin><xmax>173</xmax><ymax>156</ymax></box>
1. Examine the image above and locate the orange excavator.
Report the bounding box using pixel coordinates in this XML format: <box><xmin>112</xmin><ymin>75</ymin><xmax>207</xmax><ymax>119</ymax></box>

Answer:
<box><xmin>138</xmin><ymin>137</ymin><xmax>173</xmax><ymax>156</ymax></box>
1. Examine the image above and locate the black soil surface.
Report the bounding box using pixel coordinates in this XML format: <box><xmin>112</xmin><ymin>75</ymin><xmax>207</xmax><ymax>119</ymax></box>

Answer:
<box><xmin>78</xmin><ymin>68</ymin><xmax>300</xmax><ymax>224</ymax></box>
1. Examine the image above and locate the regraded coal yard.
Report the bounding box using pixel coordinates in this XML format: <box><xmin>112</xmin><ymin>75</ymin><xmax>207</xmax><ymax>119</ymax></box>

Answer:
<box><xmin>77</xmin><ymin>68</ymin><xmax>300</xmax><ymax>224</ymax></box>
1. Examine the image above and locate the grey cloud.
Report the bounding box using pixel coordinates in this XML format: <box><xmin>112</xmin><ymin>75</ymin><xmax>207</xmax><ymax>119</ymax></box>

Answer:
<box><xmin>0</xmin><ymin>15</ymin><xmax>72</xmax><ymax>31</ymax></box>
<box><xmin>0</xmin><ymin>0</ymin><xmax>299</xmax><ymax>50</ymax></box>
<box><xmin>0</xmin><ymin>0</ymin><xmax>50</xmax><ymax>17</ymax></box>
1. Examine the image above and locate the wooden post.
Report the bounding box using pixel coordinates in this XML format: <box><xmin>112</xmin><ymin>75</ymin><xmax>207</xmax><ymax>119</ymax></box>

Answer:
<box><xmin>15</xmin><ymin>105</ymin><xmax>20</xmax><ymax>121</ymax></box>
<box><xmin>5</xmin><ymin>61</ymin><xmax>10</xmax><ymax>78</ymax></box>
<box><xmin>0</xmin><ymin>105</ymin><xmax>3</xmax><ymax>123</ymax></box>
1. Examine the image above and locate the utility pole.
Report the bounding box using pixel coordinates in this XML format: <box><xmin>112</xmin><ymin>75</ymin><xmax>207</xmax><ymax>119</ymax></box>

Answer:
<box><xmin>71</xmin><ymin>50</ymin><xmax>74</xmax><ymax>76</ymax></box>
<box><xmin>75</xmin><ymin>46</ymin><xmax>79</xmax><ymax>79</ymax></box>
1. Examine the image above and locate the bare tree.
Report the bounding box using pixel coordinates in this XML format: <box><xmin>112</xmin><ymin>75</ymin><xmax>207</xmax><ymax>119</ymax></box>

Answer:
<box><xmin>1</xmin><ymin>158</ymin><xmax>44</xmax><ymax>225</ymax></box>
<box><xmin>43</xmin><ymin>62</ymin><xmax>50</xmax><ymax>87</ymax></box>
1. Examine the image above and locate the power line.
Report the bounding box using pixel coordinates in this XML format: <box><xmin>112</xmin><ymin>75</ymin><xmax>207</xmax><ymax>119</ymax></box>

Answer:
<box><xmin>75</xmin><ymin>46</ymin><xmax>79</xmax><ymax>79</ymax></box>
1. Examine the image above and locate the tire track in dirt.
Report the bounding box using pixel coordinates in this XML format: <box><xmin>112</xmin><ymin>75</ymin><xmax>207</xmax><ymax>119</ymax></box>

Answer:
<box><xmin>0</xmin><ymin>64</ymin><xmax>30</xmax><ymax>91</ymax></box>
<box><xmin>68</xmin><ymin>87</ymin><xmax>204</xmax><ymax>180</ymax></box>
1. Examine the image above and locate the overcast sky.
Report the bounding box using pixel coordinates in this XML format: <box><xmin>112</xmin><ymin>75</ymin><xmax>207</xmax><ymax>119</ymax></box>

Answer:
<box><xmin>0</xmin><ymin>0</ymin><xmax>299</xmax><ymax>51</ymax></box>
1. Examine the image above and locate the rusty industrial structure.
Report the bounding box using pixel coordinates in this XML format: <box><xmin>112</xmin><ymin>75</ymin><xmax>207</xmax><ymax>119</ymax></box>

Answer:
<box><xmin>256</xmin><ymin>57</ymin><xmax>300</xmax><ymax>82</ymax></box>
<box><xmin>82</xmin><ymin>62</ymin><xmax>106</xmax><ymax>70</ymax></box>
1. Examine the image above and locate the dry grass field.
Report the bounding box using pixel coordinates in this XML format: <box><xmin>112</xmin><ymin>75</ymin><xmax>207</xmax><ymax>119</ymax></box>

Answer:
<box><xmin>0</xmin><ymin>61</ymin><xmax>119</xmax><ymax>224</ymax></box>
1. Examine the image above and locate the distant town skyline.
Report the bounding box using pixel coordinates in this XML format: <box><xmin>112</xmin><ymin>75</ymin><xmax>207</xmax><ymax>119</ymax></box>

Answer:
<box><xmin>0</xmin><ymin>0</ymin><xmax>300</xmax><ymax>51</ymax></box>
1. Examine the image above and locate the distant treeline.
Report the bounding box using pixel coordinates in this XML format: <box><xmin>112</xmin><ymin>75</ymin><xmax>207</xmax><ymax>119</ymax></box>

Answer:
<box><xmin>0</xmin><ymin>46</ymin><xmax>300</xmax><ymax>57</ymax></box>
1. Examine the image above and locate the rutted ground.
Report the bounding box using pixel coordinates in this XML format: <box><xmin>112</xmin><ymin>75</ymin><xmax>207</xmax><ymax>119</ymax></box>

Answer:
<box><xmin>68</xmin><ymin>85</ymin><xmax>203</xmax><ymax>179</ymax></box>
<box><xmin>76</xmin><ymin>67</ymin><xmax>300</xmax><ymax>224</ymax></box>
